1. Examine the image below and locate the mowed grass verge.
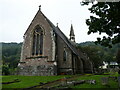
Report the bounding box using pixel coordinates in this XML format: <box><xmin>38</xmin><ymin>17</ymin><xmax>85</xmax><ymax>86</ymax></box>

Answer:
<box><xmin>2</xmin><ymin>75</ymin><xmax>71</xmax><ymax>88</ymax></box>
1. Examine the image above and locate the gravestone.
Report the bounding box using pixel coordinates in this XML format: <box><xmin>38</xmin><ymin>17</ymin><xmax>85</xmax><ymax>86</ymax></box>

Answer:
<box><xmin>60</xmin><ymin>77</ymin><xmax>67</xmax><ymax>86</ymax></box>
<box><xmin>109</xmin><ymin>76</ymin><xmax>117</xmax><ymax>82</ymax></box>
<box><xmin>101</xmin><ymin>77</ymin><xmax>109</xmax><ymax>85</ymax></box>
<box><xmin>86</xmin><ymin>80</ymin><xmax>96</xmax><ymax>84</ymax></box>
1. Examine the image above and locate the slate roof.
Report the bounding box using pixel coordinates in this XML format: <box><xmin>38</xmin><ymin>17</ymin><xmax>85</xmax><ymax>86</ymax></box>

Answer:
<box><xmin>40</xmin><ymin>11</ymin><xmax>80</xmax><ymax>56</ymax></box>
<box><xmin>43</xmin><ymin>13</ymin><xmax>87</xmax><ymax>60</ymax></box>
<box><xmin>24</xmin><ymin>9</ymin><xmax>84</xmax><ymax>58</ymax></box>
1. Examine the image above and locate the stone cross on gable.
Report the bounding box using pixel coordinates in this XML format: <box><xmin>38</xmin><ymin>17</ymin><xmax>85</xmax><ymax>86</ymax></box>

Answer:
<box><xmin>39</xmin><ymin>5</ymin><xmax>41</xmax><ymax>11</ymax></box>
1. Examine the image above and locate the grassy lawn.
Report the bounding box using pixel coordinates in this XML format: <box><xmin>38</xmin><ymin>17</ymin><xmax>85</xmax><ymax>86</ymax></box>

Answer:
<box><xmin>70</xmin><ymin>73</ymin><xmax>118</xmax><ymax>88</ymax></box>
<box><xmin>2</xmin><ymin>73</ymin><xmax>119</xmax><ymax>89</ymax></box>
<box><xmin>2</xmin><ymin>75</ymin><xmax>71</xmax><ymax>88</ymax></box>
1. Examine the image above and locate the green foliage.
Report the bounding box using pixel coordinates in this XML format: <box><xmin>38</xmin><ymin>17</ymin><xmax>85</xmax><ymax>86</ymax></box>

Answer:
<box><xmin>71</xmin><ymin>74</ymin><xmax>118</xmax><ymax>88</ymax></box>
<box><xmin>2</xmin><ymin>74</ymin><xmax>118</xmax><ymax>88</ymax></box>
<box><xmin>116</xmin><ymin>49</ymin><xmax>120</xmax><ymax>64</ymax></box>
<box><xmin>78</xmin><ymin>42</ymin><xmax>119</xmax><ymax>68</ymax></box>
<box><xmin>1</xmin><ymin>42</ymin><xmax>22</xmax><ymax>75</ymax></box>
<box><xmin>2</xmin><ymin>75</ymin><xmax>71</xmax><ymax>88</ymax></box>
<box><xmin>79</xmin><ymin>45</ymin><xmax>104</xmax><ymax>68</ymax></box>
<box><xmin>80</xmin><ymin>1</ymin><xmax>120</xmax><ymax>47</ymax></box>
<box><xmin>2</xmin><ymin>64</ymin><xmax>10</xmax><ymax>75</ymax></box>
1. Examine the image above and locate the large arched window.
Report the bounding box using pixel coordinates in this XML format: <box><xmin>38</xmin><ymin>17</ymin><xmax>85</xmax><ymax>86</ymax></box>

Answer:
<box><xmin>32</xmin><ymin>25</ymin><xmax>43</xmax><ymax>56</ymax></box>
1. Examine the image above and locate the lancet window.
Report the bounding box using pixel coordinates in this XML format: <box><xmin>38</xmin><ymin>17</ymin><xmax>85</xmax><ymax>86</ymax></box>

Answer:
<box><xmin>32</xmin><ymin>25</ymin><xmax>43</xmax><ymax>56</ymax></box>
<box><xmin>63</xmin><ymin>50</ymin><xmax>67</xmax><ymax>61</ymax></box>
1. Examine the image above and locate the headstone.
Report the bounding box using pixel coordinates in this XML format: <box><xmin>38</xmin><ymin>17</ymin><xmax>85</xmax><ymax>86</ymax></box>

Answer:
<box><xmin>73</xmin><ymin>80</ymin><xmax>85</xmax><ymax>86</ymax></box>
<box><xmin>60</xmin><ymin>77</ymin><xmax>67</xmax><ymax>86</ymax></box>
<box><xmin>101</xmin><ymin>77</ymin><xmax>109</xmax><ymax>85</ymax></box>
<box><xmin>109</xmin><ymin>76</ymin><xmax>117</xmax><ymax>81</ymax></box>
<box><xmin>86</xmin><ymin>80</ymin><xmax>96</xmax><ymax>84</ymax></box>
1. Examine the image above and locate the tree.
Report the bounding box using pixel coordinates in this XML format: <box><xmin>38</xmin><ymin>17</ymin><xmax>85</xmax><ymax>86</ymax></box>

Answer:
<box><xmin>116</xmin><ymin>49</ymin><xmax>120</xmax><ymax>64</ymax></box>
<box><xmin>2</xmin><ymin>64</ymin><xmax>10</xmax><ymax>75</ymax></box>
<box><xmin>2</xmin><ymin>42</ymin><xmax>22</xmax><ymax>75</ymax></box>
<box><xmin>116</xmin><ymin>49</ymin><xmax>120</xmax><ymax>74</ymax></box>
<box><xmin>78</xmin><ymin>42</ymin><xmax>119</xmax><ymax>69</ymax></box>
<box><xmin>79</xmin><ymin>46</ymin><xmax>104</xmax><ymax>68</ymax></box>
<box><xmin>81</xmin><ymin>1</ymin><xmax>120</xmax><ymax>48</ymax></box>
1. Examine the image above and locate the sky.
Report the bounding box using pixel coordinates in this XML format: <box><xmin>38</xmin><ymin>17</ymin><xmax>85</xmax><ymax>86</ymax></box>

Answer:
<box><xmin>0</xmin><ymin>0</ymin><xmax>105</xmax><ymax>43</ymax></box>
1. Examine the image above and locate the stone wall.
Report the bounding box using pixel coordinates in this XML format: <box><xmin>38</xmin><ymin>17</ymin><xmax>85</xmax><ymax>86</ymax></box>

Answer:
<box><xmin>18</xmin><ymin>65</ymin><xmax>57</xmax><ymax>76</ymax></box>
<box><xmin>18</xmin><ymin>9</ymin><xmax>93</xmax><ymax>76</ymax></box>
<box><xmin>18</xmin><ymin>10</ymin><xmax>57</xmax><ymax>76</ymax></box>
<box><xmin>56</xmin><ymin>35</ymin><xmax>73</xmax><ymax>74</ymax></box>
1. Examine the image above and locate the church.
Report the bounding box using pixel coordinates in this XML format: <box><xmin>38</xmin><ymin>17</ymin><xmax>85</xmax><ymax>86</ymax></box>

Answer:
<box><xmin>18</xmin><ymin>6</ymin><xmax>93</xmax><ymax>76</ymax></box>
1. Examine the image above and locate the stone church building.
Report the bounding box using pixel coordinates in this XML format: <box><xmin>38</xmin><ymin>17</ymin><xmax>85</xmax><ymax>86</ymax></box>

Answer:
<box><xmin>18</xmin><ymin>7</ymin><xmax>93</xmax><ymax>76</ymax></box>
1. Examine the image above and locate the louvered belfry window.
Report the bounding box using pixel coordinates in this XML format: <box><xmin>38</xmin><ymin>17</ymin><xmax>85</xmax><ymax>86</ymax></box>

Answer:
<box><xmin>32</xmin><ymin>25</ymin><xmax>43</xmax><ymax>56</ymax></box>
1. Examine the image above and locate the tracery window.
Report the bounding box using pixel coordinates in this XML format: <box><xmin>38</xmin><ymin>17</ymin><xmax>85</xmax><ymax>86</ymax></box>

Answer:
<box><xmin>32</xmin><ymin>25</ymin><xmax>43</xmax><ymax>56</ymax></box>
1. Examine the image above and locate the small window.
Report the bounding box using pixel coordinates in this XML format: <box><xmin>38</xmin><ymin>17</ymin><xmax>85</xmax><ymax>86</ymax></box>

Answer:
<box><xmin>63</xmin><ymin>51</ymin><xmax>67</xmax><ymax>61</ymax></box>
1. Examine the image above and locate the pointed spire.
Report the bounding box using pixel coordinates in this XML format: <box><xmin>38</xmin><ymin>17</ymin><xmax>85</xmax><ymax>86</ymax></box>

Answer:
<box><xmin>70</xmin><ymin>24</ymin><xmax>75</xmax><ymax>36</ymax></box>
<box><xmin>69</xmin><ymin>24</ymin><xmax>75</xmax><ymax>42</ymax></box>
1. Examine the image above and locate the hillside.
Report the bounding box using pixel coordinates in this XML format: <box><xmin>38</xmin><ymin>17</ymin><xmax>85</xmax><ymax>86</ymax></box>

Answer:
<box><xmin>1</xmin><ymin>42</ymin><xmax>22</xmax><ymax>75</ymax></box>
<box><xmin>78</xmin><ymin>41</ymin><xmax>120</xmax><ymax>68</ymax></box>
<box><xmin>78</xmin><ymin>41</ymin><xmax>120</xmax><ymax>56</ymax></box>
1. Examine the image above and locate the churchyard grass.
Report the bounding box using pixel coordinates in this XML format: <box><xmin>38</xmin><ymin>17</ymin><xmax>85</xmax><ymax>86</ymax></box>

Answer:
<box><xmin>2</xmin><ymin>72</ymin><xmax>118</xmax><ymax>88</ymax></box>
<box><xmin>70</xmin><ymin>72</ymin><xmax>118</xmax><ymax>88</ymax></box>
<box><xmin>2</xmin><ymin>75</ymin><xmax>71</xmax><ymax>88</ymax></box>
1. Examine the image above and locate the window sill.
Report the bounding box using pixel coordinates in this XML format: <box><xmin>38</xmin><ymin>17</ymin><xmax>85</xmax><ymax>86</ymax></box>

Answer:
<box><xmin>26</xmin><ymin>56</ymin><xmax>48</xmax><ymax>59</ymax></box>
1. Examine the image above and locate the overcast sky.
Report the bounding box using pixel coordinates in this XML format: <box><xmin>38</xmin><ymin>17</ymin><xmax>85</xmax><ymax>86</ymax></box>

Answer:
<box><xmin>0</xmin><ymin>0</ymin><xmax>105</xmax><ymax>43</ymax></box>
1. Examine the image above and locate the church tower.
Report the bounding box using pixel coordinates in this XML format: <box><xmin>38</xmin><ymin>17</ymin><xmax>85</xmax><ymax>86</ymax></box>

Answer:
<box><xmin>69</xmin><ymin>24</ymin><xmax>75</xmax><ymax>42</ymax></box>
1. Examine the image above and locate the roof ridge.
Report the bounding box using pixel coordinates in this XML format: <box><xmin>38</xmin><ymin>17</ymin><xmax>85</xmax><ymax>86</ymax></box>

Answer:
<box><xmin>24</xmin><ymin>9</ymin><xmax>80</xmax><ymax>56</ymax></box>
<box><xmin>40</xmin><ymin>11</ymin><xmax>80</xmax><ymax>56</ymax></box>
